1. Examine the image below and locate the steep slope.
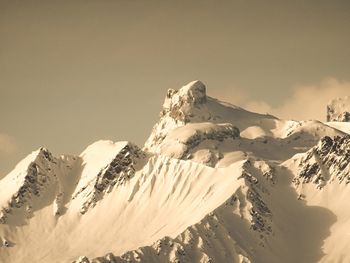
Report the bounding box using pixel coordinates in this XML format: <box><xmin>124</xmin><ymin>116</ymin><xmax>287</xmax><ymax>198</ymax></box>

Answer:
<box><xmin>0</xmin><ymin>148</ymin><xmax>78</xmax><ymax>224</ymax></box>
<box><xmin>283</xmin><ymin>134</ymin><xmax>350</xmax><ymax>262</ymax></box>
<box><xmin>83</xmin><ymin>157</ymin><xmax>336</xmax><ymax>263</ymax></box>
<box><xmin>325</xmin><ymin>121</ymin><xmax>350</xmax><ymax>134</ymax></box>
<box><xmin>70</xmin><ymin>140</ymin><xmax>146</xmax><ymax>214</ymax></box>
<box><xmin>89</xmin><ymin>159</ymin><xmax>275</xmax><ymax>263</ymax></box>
<box><xmin>0</xmin><ymin>150</ymin><xmax>250</xmax><ymax>262</ymax></box>
<box><xmin>0</xmin><ymin>141</ymin><xmax>150</xmax><ymax>262</ymax></box>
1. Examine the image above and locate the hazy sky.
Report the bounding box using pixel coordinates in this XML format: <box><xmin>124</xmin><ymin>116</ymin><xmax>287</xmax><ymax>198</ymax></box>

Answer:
<box><xmin>1</xmin><ymin>0</ymin><xmax>350</xmax><ymax>176</ymax></box>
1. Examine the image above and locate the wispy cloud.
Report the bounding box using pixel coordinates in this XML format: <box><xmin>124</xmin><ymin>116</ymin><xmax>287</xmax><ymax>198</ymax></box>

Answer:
<box><xmin>212</xmin><ymin>78</ymin><xmax>350</xmax><ymax>121</ymax></box>
<box><xmin>0</xmin><ymin>133</ymin><xmax>17</xmax><ymax>155</ymax></box>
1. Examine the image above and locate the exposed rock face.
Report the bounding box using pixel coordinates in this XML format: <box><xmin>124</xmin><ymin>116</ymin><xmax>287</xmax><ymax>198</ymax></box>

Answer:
<box><xmin>294</xmin><ymin>135</ymin><xmax>350</xmax><ymax>188</ymax></box>
<box><xmin>327</xmin><ymin>97</ymin><xmax>350</xmax><ymax>122</ymax></box>
<box><xmin>162</xmin><ymin>80</ymin><xmax>207</xmax><ymax>122</ymax></box>
<box><xmin>0</xmin><ymin>148</ymin><xmax>79</xmax><ymax>223</ymax></box>
<box><xmin>0</xmin><ymin>148</ymin><xmax>57</xmax><ymax>224</ymax></box>
<box><xmin>157</xmin><ymin>122</ymin><xmax>240</xmax><ymax>163</ymax></box>
<box><xmin>75</xmin><ymin>143</ymin><xmax>146</xmax><ymax>214</ymax></box>
<box><xmin>144</xmin><ymin>81</ymin><xmax>241</xmax><ymax>165</ymax></box>
<box><xmin>145</xmin><ymin>80</ymin><xmax>211</xmax><ymax>152</ymax></box>
<box><xmin>94</xmin><ymin>143</ymin><xmax>144</xmax><ymax>191</ymax></box>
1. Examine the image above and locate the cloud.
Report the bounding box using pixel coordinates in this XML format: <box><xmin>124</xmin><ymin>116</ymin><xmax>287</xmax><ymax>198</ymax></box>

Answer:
<box><xmin>212</xmin><ymin>78</ymin><xmax>350</xmax><ymax>121</ymax></box>
<box><xmin>0</xmin><ymin>134</ymin><xmax>17</xmax><ymax>155</ymax></box>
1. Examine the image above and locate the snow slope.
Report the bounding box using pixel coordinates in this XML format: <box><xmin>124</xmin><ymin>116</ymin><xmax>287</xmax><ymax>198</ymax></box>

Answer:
<box><xmin>0</xmin><ymin>80</ymin><xmax>349</xmax><ymax>263</ymax></box>
<box><xmin>326</xmin><ymin>121</ymin><xmax>350</xmax><ymax>135</ymax></box>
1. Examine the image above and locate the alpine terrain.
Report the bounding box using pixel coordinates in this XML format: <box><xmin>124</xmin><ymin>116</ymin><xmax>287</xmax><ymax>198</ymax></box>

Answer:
<box><xmin>1</xmin><ymin>80</ymin><xmax>350</xmax><ymax>263</ymax></box>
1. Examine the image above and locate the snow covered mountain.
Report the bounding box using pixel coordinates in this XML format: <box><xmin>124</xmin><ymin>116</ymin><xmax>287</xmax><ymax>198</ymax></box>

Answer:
<box><xmin>0</xmin><ymin>81</ymin><xmax>349</xmax><ymax>263</ymax></box>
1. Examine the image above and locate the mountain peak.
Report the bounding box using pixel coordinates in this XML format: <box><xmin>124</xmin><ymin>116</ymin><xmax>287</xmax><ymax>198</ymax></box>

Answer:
<box><xmin>144</xmin><ymin>81</ymin><xmax>211</xmax><ymax>151</ymax></box>
<box><xmin>163</xmin><ymin>80</ymin><xmax>207</xmax><ymax>117</ymax></box>
<box><xmin>178</xmin><ymin>80</ymin><xmax>206</xmax><ymax>103</ymax></box>
<box><xmin>327</xmin><ymin>96</ymin><xmax>350</xmax><ymax>122</ymax></box>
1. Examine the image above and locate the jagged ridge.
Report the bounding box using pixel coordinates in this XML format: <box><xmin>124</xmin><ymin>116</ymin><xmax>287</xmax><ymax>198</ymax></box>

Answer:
<box><xmin>294</xmin><ymin>134</ymin><xmax>350</xmax><ymax>187</ymax></box>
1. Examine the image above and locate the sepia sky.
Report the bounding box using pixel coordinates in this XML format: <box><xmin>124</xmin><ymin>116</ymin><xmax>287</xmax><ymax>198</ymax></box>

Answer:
<box><xmin>1</xmin><ymin>0</ymin><xmax>350</xmax><ymax>176</ymax></box>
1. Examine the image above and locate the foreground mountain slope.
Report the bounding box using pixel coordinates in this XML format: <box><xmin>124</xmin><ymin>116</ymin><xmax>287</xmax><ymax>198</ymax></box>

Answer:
<box><xmin>90</xmin><ymin>160</ymin><xmax>337</xmax><ymax>263</ymax></box>
<box><xmin>0</xmin><ymin>81</ymin><xmax>349</xmax><ymax>263</ymax></box>
<box><xmin>0</xmin><ymin>149</ymin><xmax>248</xmax><ymax>262</ymax></box>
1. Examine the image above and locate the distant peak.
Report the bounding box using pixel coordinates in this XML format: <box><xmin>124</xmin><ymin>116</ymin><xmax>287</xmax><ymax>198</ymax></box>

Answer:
<box><xmin>327</xmin><ymin>96</ymin><xmax>350</xmax><ymax>122</ymax></box>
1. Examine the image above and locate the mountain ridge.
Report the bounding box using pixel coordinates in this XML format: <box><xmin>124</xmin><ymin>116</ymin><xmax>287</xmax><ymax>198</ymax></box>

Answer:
<box><xmin>1</xmin><ymin>81</ymin><xmax>349</xmax><ymax>263</ymax></box>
